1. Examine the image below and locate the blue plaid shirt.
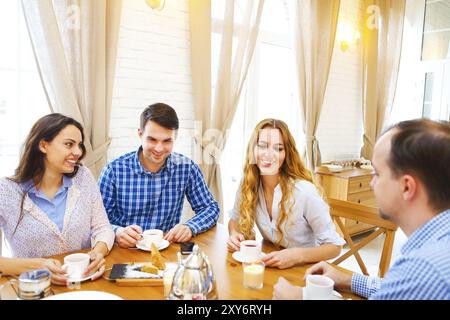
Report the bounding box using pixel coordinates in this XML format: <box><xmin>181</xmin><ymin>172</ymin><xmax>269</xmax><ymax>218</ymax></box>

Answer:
<box><xmin>352</xmin><ymin>209</ymin><xmax>450</xmax><ymax>300</ymax></box>
<box><xmin>98</xmin><ymin>148</ymin><xmax>220</xmax><ymax>236</ymax></box>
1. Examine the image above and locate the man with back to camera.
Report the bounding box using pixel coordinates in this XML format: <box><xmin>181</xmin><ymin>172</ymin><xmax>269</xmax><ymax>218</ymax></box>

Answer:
<box><xmin>273</xmin><ymin>118</ymin><xmax>450</xmax><ymax>300</ymax></box>
<box><xmin>98</xmin><ymin>103</ymin><xmax>220</xmax><ymax>247</ymax></box>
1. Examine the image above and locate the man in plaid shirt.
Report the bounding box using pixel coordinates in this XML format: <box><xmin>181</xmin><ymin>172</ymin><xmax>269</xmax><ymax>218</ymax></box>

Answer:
<box><xmin>273</xmin><ymin>119</ymin><xmax>450</xmax><ymax>300</ymax></box>
<box><xmin>98</xmin><ymin>103</ymin><xmax>219</xmax><ymax>247</ymax></box>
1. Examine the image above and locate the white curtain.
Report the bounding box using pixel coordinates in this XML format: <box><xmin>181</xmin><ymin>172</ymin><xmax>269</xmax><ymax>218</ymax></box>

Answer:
<box><xmin>190</xmin><ymin>0</ymin><xmax>265</xmax><ymax>220</ymax></box>
<box><xmin>21</xmin><ymin>0</ymin><xmax>122</xmax><ymax>177</ymax></box>
<box><xmin>189</xmin><ymin>0</ymin><xmax>212</xmax><ymax>166</ymax></box>
<box><xmin>291</xmin><ymin>0</ymin><xmax>340</xmax><ymax>170</ymax></box>
<box><xmin>361</xmin><ymin>0</ymin><xmax>406</xmax><ymax>159</ymax></box>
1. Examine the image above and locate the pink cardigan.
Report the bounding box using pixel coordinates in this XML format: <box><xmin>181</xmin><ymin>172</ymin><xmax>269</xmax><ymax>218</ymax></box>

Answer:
<box><xmin>0</xmin><ymin>166</ymin><xmax>114</xmax><ymax>258</ymax></box>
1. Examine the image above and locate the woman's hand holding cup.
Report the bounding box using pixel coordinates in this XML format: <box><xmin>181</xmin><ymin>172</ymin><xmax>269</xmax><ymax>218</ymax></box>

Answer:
<box><xmin>227</xmin><ymin>232</ymin><xmax>245</xmax><ymax>252</ymax></box>
<box><xmin>40</xmin><ymin>258</ymin><xmax>68</xmax><ymax>286</ymax></box>
<box><xmin>84</xmin><ymin>251</ymin><xmax>106</xmax><ymax>281</ymax></box>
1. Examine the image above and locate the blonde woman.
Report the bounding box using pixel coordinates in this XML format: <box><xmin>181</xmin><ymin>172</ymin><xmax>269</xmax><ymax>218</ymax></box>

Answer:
<box><xmin>227</xmin><ymin>119</ymin><xmax>345</xmax><ymax>269</ymax></box>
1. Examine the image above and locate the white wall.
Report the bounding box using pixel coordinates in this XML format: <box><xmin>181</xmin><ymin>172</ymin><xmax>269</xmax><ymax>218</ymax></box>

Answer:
<box><xmin>110</xmin><ymin>0</ymin><xmax>366</xmax><ymax>164</ymax></box>
<box><xmin>317</xmin><ymin>0</ymin><xmax>364</xmax><ymax>163</ymax></box>
<box><xmin>111</xmin><ymin>0</ymin><xmax>366</xmax><ymax>165</ymax></box>
<box><xmin>109</xmin><ymin>0</ymin><xmax>195</xmax><ymax>162</ymax></box>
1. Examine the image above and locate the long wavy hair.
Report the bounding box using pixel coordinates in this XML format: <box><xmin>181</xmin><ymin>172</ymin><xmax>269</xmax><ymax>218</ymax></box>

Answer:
<box><xmin>238</xmin><ymin>119</ymin><xmax>321</xmax><ymax>247</ymax></box>
<box><xmin>9</xmin><ymin>113</ymin><xmax>86</xmax><ymax>234</ymax></box>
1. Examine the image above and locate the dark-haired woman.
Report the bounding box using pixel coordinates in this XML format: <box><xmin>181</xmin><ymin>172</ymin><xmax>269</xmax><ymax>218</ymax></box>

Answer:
<box><xmin>0</xmin><ymin>114</ymin><xmax>114</xmax><ymax>284</ymax></box>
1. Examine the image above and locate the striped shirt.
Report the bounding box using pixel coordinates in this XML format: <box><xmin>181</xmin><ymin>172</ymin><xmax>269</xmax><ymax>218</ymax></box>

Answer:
<box><xmin>352</xmin><ymin>209</ymin><xmax>450</xmax><ymax>300</ymax></box>
<box><xmin>98</xmin><ymin>148</ymin><xmax>220</xmax><ymax>236</ymax></box>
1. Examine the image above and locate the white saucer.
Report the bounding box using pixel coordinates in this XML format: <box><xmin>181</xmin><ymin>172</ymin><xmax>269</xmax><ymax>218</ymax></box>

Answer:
<box><xmin>302</xmin><ymin>287</ymin><xmax>343</xmax><ymax>300</ymax></box>
<box><xmin>232</xmin><ymin>251</ymin><xmax>266</xmax><ymax>263</ymax></box>
<box><xmin>44</xmin><ymin>291</ymin><xmax>122</xmax><ymax>300</ymax></box>
<box><xmin>66</xmin><ymin>271</ymin><xmax>97</xmax><ymax>283</ymax></box>
<box><xmin>136</xmin><ymin>239</ymin><xmax>170</xmax><ymax>252</ymax></box>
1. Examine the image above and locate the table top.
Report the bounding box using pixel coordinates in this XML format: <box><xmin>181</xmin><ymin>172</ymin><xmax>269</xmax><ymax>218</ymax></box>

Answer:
<box><xmin>1</xmin><ymin>223</ymin><xmax>362</xmax><ymax>300</ymax></box>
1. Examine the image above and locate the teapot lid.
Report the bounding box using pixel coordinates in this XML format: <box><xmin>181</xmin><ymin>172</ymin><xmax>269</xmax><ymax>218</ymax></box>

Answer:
<box><xmin>19</xmin><ymin>269</ymin><xmax>51</xmax><ymax>283</ymax></box>
<box><xmin>183</xmin><ymin>245</ymin><xmax>204</xmax><ymax>269</ymax></box>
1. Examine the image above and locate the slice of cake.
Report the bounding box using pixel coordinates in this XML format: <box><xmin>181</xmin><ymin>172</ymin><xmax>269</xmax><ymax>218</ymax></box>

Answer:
<box><xmin>150</xmin><ymin>242</ymin><xmax>166</xmax><ymax>270</ymax></box>
<box><xmin>140</xmin><ymin>263</ymin><xmax>159</xmax><ymax>275</ymax></box>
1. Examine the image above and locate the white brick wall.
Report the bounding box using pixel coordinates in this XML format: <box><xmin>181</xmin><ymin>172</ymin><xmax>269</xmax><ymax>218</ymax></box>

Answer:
<box><xmin>109</xmin><ymin>0</ymin><xmax>195</xmax><ymax>162</ymax></box>
<box><xmin>110</xmin><ymin>0</ymin><xmax>366</xmax><ymax>165</ymax></box>
<box><xmin>317</xmin><ymin>0</ymin><xmax>364</xmax><ymax>163</ymax></box>
<box><xmin>110</xmin><ymin>0</ymin><xmax>366</xmax><ymax>166</ymax></box>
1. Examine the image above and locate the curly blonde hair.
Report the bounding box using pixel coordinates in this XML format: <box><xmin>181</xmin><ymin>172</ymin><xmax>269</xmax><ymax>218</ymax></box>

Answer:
<box><xmin>238</xmin><ymin>119</ymin><xmax>321</xmax><ymax>248</ymax></box>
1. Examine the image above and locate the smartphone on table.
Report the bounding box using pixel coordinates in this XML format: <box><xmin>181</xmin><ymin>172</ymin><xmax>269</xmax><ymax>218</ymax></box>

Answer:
<box><xmin>180</xmin><ymin>242</ymin><xmax>195</xmax><ymax>255</ymax></box>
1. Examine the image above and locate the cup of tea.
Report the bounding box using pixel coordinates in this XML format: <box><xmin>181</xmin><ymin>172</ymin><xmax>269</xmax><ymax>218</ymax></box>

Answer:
<box><xmin>240</xmin><ymin>240</ymin><xmax>261</xmax><ymax>262</ymax></box>
<box><xmin>242</xmin><ymin>261</ymin><xmax>265</xmax><ymax>289</ymax></box>
<box><xmin>138</xmin><ymin>229</ymin><xmax>163</xmax><ymax>248</ymax></box>
<box><xmin>62</xmin><ymin>253</ymin><xmax>90</xmax><ymax>280</ymax></box>
<box><xmin>304</xmin><ymin>274</ymin><xmax>335</xmax><ymax>300</ymax></box>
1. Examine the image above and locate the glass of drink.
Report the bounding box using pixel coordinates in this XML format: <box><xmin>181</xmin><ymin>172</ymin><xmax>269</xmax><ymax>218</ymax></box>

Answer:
<box><xmin>242</xmin><ymin>261</ymin><xmax>265</xmax><ymax>289</ymax></box>
<box><xmin>163</xmin><ymin>264</ymin><xmax>178</xmax><ymax>298</ymax></box>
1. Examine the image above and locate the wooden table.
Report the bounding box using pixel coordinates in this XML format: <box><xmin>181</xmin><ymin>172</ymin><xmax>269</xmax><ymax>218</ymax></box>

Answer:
<box><xmin>1</xmin><ymin>223</ymin><xmax>362</xmax><ymax>300</ymax></box>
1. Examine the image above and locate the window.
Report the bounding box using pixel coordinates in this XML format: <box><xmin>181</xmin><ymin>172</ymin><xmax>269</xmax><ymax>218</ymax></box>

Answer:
<box><xmin>422</xmin><ymin>0</ymin><xmax>450</xmax><ymax>61</ymax></box>
<box><xmin>212</xmin><ymin>0</ymin><xmax>303</xmax><ymax>220</ymax></box>
<box><xmin>422</xmin><ymin>72</ymin><xmax>435</xmax><ymax>118</ymax></box>
<box><xmin>419</xmin><ymin>0</ymin><xmax>450</xmax><ymax>120</ymax></box>
<box><xmin>390</xmin><ymin>0</ymin><xmax>450</xmax><ymax>123</ymax></box>
<box><xmin>0</xmin><ymin>1</ymin><xmax>49</xmax><ymax>178</ymax></box>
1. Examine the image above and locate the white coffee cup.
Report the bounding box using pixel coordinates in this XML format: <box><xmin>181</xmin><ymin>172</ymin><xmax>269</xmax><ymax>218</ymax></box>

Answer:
<box><xmin>304</xmin><ymin>274</ymin><xmax>335</xmax><ymax>300</ymax></box>
<box><xmin>62</xmin><ymin>253</ymin><xmax>90</xmax><ymax>280</ymax></box>
<box><xmin>138</xmin><ymin>229</ymin><xmax>164</xmax><ymax>248</ymax></box>
<box><xmin>240</xmin><ymin>240</ymin><xmax>261</xmax><ymax>263</ymax></box>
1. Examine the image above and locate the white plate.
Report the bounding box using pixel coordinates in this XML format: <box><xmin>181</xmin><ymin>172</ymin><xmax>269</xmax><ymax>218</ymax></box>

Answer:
<box><xmin>66</xmin><ymin>271</ymin><xmax>97</xmax><ymax>283</ymax></box>
<box><xmin>302</xmin><ymin>287</ymin><xmax>343</xmax><ymax>300</ymax></box>
<box><xmin>44</xmin><ymin>291</ymin><xmax>122</xmax><ymax>300</ymax></box>
<box><xmin>135</xmin><ymin>239</ymin><xmax>170</xmax><ymax>252</ymax></box>
<box><xmin>232</xmin><ymin>251</ymin><xmax>267</xmax><ymax>263</ymax></box>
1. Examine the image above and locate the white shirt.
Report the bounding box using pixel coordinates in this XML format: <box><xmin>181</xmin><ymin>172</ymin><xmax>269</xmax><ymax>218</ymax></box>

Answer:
<box><xmin>230</xmin><ymin>180</ymin><xmax>345</xmax><ymax>248</ymax></box>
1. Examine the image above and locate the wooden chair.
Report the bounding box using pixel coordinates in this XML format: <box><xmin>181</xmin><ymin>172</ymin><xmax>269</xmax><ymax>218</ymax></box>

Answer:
<box><xmin>328</xmin><ymin>198</ymin><xmax>398</xmax><ymax>277</ymax></box>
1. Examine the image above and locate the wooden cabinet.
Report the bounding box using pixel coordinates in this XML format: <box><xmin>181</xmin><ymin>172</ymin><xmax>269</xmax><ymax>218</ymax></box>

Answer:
<box><xmin>316</xmin><ymin>167</ymin><xmax>377</xmax><ymax>237</ymax></box>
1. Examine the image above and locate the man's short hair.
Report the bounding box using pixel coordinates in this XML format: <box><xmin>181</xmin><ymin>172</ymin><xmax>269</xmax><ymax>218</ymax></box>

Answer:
<box><xmin>387</xmin><ymin>118</ymin><xmax>450</xmax><ymax>211</ymax></box>
<box><xmin>140</xmin><ymin>103</ymin><xmax>179</xmax><ymax>130</ymax></box>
